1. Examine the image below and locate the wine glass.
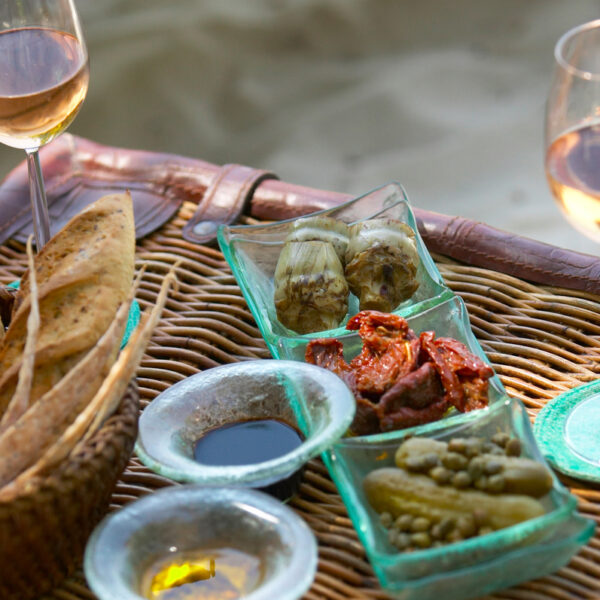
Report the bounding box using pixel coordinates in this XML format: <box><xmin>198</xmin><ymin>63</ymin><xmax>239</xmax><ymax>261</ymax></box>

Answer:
<box><xmin>0</xmin><ymin>0</ymin><xmax>89</xmax><ymax>249</ymax></box>
<box><xmin>545</xmin><ymin>19</ymin><xmax>600</xmax><ymax>244</ymax></box>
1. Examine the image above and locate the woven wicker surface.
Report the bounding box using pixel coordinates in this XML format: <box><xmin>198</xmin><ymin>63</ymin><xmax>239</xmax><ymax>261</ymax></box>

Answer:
<box><xmin>1</xmin><ymin>201</ymin><xmax>595</xmax><ymax>600</ymax></box>
<box><xmin>0</xmin><ymin>382</ymin><xmax>139</xmax><ymax>600</ymax></box>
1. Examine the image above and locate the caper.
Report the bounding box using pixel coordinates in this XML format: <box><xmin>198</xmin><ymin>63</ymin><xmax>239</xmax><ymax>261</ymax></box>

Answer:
<box><xmin>484</xmin><ymin>459</ymin><xmax>502</xmax><ymax>475</ymax></box>
<box><xmin>438</xmin><ymin>517</ymin><xmax>455</xmax><ymax>538</ymax></box>
<box><xmin>429</xmin><ymin>466</ymin><xmax>452</xmax><ymax>485</ymax></box>
<box><xmin>446</xmin><ymin>529</ymin><xmax>464</xmax><ymax>543</ymax></box>
<box><xmin>452</xmin><ymin>470</ymin><xmax>472</xmax><ymax>488</ymax></box>
<box><xmin>474</xmin><ymin>475</ymin><xmax>488</xmax><ymax>490</ymax></box>
<box><xmin>478</xmin><ymin>526</ymin><xmax>494</xmax><ymax>536</ymax></box>
<box><xmin>468</xmin><ymin>456</ymin><xmax>485</xmax><ymax>480</ymax></box>
<box><xmin>464</xmin><ymin>438</ymin><xmax>483</xmax><ymax>457</ymax></box>
<box><xmin>456</xmin><ymin>515</ymin><xmax>476</xmax><ymax>538</ymax></box>
<box><xmin>448</xmin><ymin>438</ymin><xmax>468</xmax><ymax>454</ymax></box>
<box><xmin>411</xmin><ymin>517</ymin><xmax>431</xmax><ymax>532</ymax></box>
<box><xmin>388</xmin><ymin>528</ymin><xmax>399</xmax><ymax>546</ymax></box>
<box><xmin>482</xmin><ymin>441</ymin><xmax>496</xmax><ymax>453</ymax></box>
<box><xmin>441</xmin><ymin>452</ymin><xmax>468</xmax><ymax>471</ymax></box>
<box><xmin>505</xmin><ymin>438</ymin><xmax>522</xmax><ymax>457</ymax></box>
<box><xmin>394</xmin><ymin>532</ymin><xmax>411</xmax><ymax>550</ymax></box>
<box><xmin>411</xmin><ymin>532</ymin><xmax>432</xmax><ymax>548</ymax></box>
<box><xmin>380</xmin><ymin>512</ymin><xmax>393</xmax><ymax>528</ymax></box>
<box><xmin>395</xmin><ymin>514</ymin><xmax>414</xmax><ymax>531</ymax></box>
<box><xmin>430</xmin><ymin>524</ymin><xmax>443</xmax><ymax>540</ymax></box>
<box><xmin>491</xmin><ymin>432</ymin><xmax>510</xmax><ymax>448</ymax></box>
<box><xmin>486</xmin><ymin>473</ymin><xmax>505</xmax><ymax>493</ymax></box>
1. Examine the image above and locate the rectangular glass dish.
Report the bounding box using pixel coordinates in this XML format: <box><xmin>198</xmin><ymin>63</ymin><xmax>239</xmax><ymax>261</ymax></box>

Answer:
<box><xmin>218</xmin><ymin>182</ymin><xmax>453</xmax><ymax>361</ymax></box>
<box><xmin>322</xmin><ymin>397</ymin><xmax>594</xmax><ymax>600</ymax></box>
<box><xmin>220</xmin><ymin>181</ymin><xmax>592</xmax><ymax>597</ymax></box>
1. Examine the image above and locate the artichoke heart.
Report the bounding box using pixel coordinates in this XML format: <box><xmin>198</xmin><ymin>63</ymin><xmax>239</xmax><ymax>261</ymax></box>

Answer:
<box><xmin>274</xmin><ymin>240</ymin><xmax>349</xmax><ymax>334</ymax></box>
<box><xmin>286</xmin><ymin>216</ymin><xmax>349</xmax><ymax>264</ymax></box>
<box><xmin>345</xmin><ymin>218</ymin><xmax>419</xmax><ymax>312</ymax></box>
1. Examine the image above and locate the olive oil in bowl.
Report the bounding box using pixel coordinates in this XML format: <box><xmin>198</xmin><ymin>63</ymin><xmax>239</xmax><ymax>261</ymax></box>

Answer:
<box><xmin>142</xmin><ymin>547</ymin><xmax>263</xmax><ymax>600</ymax></box>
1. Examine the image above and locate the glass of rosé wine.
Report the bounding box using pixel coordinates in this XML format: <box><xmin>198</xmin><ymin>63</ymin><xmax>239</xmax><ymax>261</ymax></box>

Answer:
<box><xmin>0</xmin><ymin>0</ymin><xmax>89</xmax><ymax>249</ymax></box>
<box><xmin>545</xmin><ymin>19</ymin><xmax>600</xmax><ymax>244</ymax></box>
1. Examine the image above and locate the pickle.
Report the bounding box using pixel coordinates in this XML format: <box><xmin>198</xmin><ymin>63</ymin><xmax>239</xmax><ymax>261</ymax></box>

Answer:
<box><xmin>394</xmin><ymin>436</ymin><xmax>553</xmax><ymax>498</ymax></box>
<box><xmin>364</xmin><ymin>467</ymin><xmax>545</xmax><ymax>531</ymax></box>
<box><xmin>479</xmin><ymin>455</ymin><xmax>553</xmax><ymax>498</ymax></box>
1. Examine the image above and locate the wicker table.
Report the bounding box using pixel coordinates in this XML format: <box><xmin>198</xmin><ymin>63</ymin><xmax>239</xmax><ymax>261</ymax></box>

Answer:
<box><xmin>0</xmin><ymin>144</ymin><xmax>597</xmax><ymax>599</ymax></box>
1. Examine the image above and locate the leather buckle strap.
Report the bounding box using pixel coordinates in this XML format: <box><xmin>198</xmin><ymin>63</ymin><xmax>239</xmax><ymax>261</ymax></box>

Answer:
<box><xmin>182</xmin><ymin>164</ymin><xmax>278</xmax><ymax>245</ymax></box>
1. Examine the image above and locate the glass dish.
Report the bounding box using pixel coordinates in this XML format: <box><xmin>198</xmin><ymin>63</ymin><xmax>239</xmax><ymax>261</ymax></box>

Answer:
<box><xmin>218</xmin><ymin>182</ymin><xmax>453</xmax><ymax>360</ymax></box>
<box><xmin>313</xmin><ymin>294</ymin><xmax>507</xmax><ymax>440</ymax></box>
<box><xmin>135</xmin><ymin>360</ymin><xmax>355</xmax><ymax>498</ymax></box>
<box><xmin>534</xmin><ymin>378</ymin><xmax>600</xmax><ymax>483</ymax></box>
<box><xmin>322</xmin><ymin>397</ymin><xmax>593</xmax><ymax>600</ymax></box>
<box><xmin>84</xmin><ymin>485</ymin><xmax>318</xmax><ymax>600</ymax></box>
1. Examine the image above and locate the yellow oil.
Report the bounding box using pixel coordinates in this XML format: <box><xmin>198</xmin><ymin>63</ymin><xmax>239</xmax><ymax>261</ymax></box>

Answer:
<box><xmin>142</xmin><ymin>547</ymin><xmax>263</xmax><ymax>600</ymax></box>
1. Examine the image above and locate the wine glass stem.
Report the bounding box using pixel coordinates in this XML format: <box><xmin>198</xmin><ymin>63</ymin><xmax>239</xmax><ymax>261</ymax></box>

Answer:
<box><xmin>26</xmin><ymin>149</ymin><xmax>51</xmax><ymax>250</ymax></box>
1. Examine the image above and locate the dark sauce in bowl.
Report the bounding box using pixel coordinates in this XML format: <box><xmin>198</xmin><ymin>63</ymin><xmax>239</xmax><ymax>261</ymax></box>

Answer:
<box><xmin>193</xmin><ymin>419</ymin><xmax>303</xmax><ymax>466</ymax></box>
<box><xmin>193</xmin><ymin>418</ymin><xmax>305</xmax><ymax>501</ymax></box>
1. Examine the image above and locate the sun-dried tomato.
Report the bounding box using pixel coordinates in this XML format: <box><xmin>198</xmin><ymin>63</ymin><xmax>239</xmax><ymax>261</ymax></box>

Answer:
<box><xmin>305</xmin><ymin>310</ymin><xmax>492</xmax><ymax>435</ymax></box>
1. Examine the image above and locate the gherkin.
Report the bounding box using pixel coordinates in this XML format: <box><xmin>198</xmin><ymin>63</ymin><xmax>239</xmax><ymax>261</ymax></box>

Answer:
<box><xmin>345</xmin><ymin>218</ymin><xmax>419</xmax><ymax>312</ymax></box>
<box><xmin>274</xmin><ymin>240</ymin><xmax>349</xmax><ymax>334</ymax></box>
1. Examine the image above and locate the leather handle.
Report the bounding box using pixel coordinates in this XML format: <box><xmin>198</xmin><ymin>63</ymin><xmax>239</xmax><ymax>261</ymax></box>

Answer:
<box><xmin>0</xmin><ymin>135</ymin><xmax>597</xmax><ymax>295</ymax></box>
<box><xmin>416</xmin><ymin>211</ymin><xmax>600</xmax><ymax>295</ymax></box>
<box><xmin>249</xmin><ymin>179</ymin><xmax>600</xmax><ymax>295</ymax></box>
<box><xmin>181</xmin><ymin>164</ymin><xmax>277</xmax><ymax>245</ymax></box>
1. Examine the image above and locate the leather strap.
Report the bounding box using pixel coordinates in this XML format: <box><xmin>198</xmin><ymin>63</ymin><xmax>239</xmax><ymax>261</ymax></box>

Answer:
<box><xmin>182</xmin><ymin>164</ymin><xmax>277</xmax><ymax>245</ymax></box>
<box><xmin>250</xmin><ymin>179</ymin><xmax>600</xmax><ymax>296</ymax></box>
<box><xmin>0</xmin><ymin>135</ymin><xmax>220</xmax><ymax>244</ymax></box>
<box><xmin>0</xmin><ymin>135</ymin><xmax>597</xmax><ymax>294</ymax></box>
<box><xmin>416</xmin><ymin>211</ymin><xmax>600</xmax><ymax>295</ymax></box>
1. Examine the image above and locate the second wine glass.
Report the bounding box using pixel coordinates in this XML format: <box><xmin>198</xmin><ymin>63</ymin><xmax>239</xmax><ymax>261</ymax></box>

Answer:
<box><xmin>545</xmin><ymin>19</ymin><xmax>600</xmax><ymax>245</ymax></box>
<box><xmin>0</xmin><ymin>0</ymin><xmax>89</xmax><ymax>249</ymax></box>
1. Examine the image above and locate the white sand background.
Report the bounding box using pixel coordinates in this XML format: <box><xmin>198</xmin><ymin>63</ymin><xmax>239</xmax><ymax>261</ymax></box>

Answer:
<box><xmin>1</xmin><ymin>0</ymin><xmax>599</xmax><ymax>255</ymax></box>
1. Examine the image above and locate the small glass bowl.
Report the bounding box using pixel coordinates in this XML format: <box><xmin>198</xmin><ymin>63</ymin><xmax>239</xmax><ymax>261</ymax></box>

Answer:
<box><xmin>84</xmin><ymin>485</ymin><xmax>318</xmax><ymax>600</ymax></box>
<box><xmin>323</xmin><ymin>397</ymin><xmax>594</xmax><ymax>599</ymax></box>
<box><xmin>135</xmin><ymin>360</ymin><xmax>356</xmax><ymax>497</ymax></box>
<box><xmin>218</xmin><ymin>182</ymin><xmax>453</xmax><ymax>360</ymax></box>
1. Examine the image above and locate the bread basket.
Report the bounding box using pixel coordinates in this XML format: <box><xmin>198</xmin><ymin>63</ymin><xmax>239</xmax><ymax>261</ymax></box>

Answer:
<box><xmin>0</xmin><ymin>375</ymin><xmax>138</xmax><ymax>600</ymax></box>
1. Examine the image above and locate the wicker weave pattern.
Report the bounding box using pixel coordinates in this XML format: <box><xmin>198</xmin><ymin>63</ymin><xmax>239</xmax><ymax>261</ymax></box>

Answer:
<box><xmin>0</xmin><ymin>383</ymin><xmax>138</xmax><ymax>600</ymax></box>
<box><xmin>0</xmin><ymin>202</ymin><xmax>594</xmax><ymax>600</ymax></box>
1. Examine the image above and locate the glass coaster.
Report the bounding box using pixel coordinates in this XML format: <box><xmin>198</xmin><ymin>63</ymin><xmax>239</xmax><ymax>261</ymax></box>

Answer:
<box><xmin>534</xmin><ymin>380</ymin><xmax>600</xmax><ymax>483</ymax></box>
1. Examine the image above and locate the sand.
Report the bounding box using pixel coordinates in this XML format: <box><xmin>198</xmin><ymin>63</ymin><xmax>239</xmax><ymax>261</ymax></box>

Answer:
<box><xmin>0</xmin><ymin>0</ymin><xmax>599</xmax><ymax>255</ymax></box>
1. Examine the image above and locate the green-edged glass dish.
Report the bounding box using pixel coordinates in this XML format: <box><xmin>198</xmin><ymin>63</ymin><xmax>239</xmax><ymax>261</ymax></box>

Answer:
<box><xmin>314</xmin><ymin>294</ymin><xmax>507</xmax><ymax>441</ymax></box>
<box><xmin>135</xmin><ymin>360</ymin><xmax>355</xmax><ymax>494</ymax></box>
<box><xmin>322</xmin><ymin>397</ymin><xmax>594</xmax><ymax>600</ymax></box>
<box><xmin>534</xmin><ymin>379</ymin><xmax>600</xmax><ymax>483</ymax></box>
<box><xmin>84</xmin><ymin>485</ymin><xmax>318</xmax><ymax>600</ymax></box>
<box><xmin>217</xmin><ymin>182</ymin><xmax>453</xmax><ymax>360</ymax></box>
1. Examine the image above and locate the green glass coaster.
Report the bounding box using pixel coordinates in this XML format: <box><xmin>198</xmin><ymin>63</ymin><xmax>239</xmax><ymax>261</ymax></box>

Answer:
<box><xmin>534</xmin><ymin>380</ymin><xmax>600</xmax><ymax>483</ymax></box>
<box><xmin>7</xmin><ymin>280</ymin><xmax>140</xmax><ymax>349</ymax></box>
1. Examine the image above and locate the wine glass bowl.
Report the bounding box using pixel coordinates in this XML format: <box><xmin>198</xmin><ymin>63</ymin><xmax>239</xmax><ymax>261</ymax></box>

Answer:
<box><xmin>545</xmin><ymin>20</ymin><xmax>600</xmax><ymax>244</ymax></box>
<box><xmin>0</xmin><ymin>0</ymin><xmax>89</xmax><ymax>247</ymax></box>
